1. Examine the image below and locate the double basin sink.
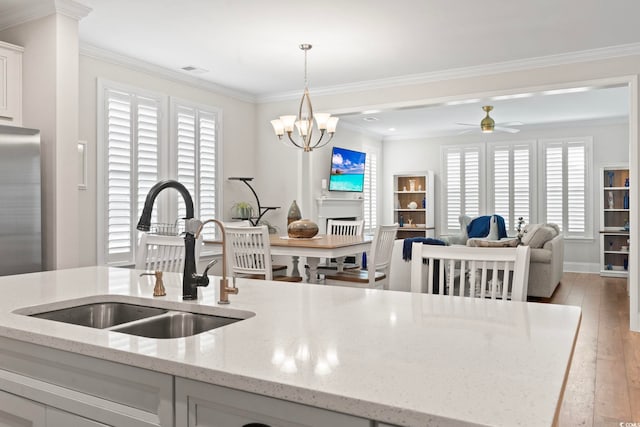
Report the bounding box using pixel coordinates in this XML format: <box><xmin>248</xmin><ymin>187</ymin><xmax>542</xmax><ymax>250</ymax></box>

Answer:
<box><xmin>22</xmin><ymin>300</ymin><xmax>253</xmax><ymax>339</ymax></box>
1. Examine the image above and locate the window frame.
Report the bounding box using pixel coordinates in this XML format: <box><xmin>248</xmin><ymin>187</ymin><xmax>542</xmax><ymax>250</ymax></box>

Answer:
<box><xmin>97</xmin><ymin>80</ymin><xmax>224</xmax><ymax>266</ymax></box>
<box><xmin>362</xmin><ymin>145</ymin><xmax>379</xmax><ymax>234</ymax></box>
<box><xmin>539</xmin><ymin>137</ymin><xmax>593</xmax><ymax>239</ymax></box>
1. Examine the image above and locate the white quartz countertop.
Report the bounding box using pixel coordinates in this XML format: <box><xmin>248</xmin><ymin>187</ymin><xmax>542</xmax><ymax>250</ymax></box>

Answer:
<box><xmin>0</xmin><ymin>266</ymin><xmax>581</xmax><ymax>427</ymax></box>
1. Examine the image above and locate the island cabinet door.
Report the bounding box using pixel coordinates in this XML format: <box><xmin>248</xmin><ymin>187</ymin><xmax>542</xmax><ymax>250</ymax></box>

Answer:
<box><xmin>0</xmin><ymin>389</ymin><xmax>46</xmax><ymax>426</ymax></box>
<box><xmin>46</xmin><ymin>407</ymin><xmax>109</xmax><ymax>427</ymax></box>
<box><xmin>175</xmin><ymin>378</ymin><xmax>370</xmax><ymax>427</ymax></box>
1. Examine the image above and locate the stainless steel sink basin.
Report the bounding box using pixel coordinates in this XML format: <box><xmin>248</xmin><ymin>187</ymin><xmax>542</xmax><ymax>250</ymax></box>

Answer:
<box><xmin>112</xmin><ymin>312</ymin><xmax>242</xmax><ymax>339</ymax></box>
<box><xmin>30</xmin><ymin>303</ymin><xmax>168</xmax><ymax>329</ymax></box>
<box><xmin>21</xmin><ymin>297</ymin><xmax>253</xmax><ymax>339</ymax></box>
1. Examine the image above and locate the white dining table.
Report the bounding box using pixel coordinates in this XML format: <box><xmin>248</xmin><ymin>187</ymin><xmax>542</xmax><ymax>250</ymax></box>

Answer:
<box><xmin>268</xmin><ymin>234</ymin><xmax>373</xmax><ymax>282</ymax></box>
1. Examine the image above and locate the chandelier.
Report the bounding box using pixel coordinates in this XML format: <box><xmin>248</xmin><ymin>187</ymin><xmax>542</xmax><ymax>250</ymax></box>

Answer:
<box><xmin>270</xmin><ymin>44</ymin><xmax>339</xmax><ymax>152</ymax></box>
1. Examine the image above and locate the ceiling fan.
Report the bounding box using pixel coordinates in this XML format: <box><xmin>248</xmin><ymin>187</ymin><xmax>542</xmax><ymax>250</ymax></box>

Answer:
<box><xmin>456</xmin><ymin>105</ymin><xmax>523</xmax><ymax>134</ymax></box>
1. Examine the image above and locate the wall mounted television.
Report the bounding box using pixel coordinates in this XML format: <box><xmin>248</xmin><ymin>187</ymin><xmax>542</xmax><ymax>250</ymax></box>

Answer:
<box><xmin>328</xmin><ymin>146</ymin><xmax>366</xmax><ymax>192</ymax></box>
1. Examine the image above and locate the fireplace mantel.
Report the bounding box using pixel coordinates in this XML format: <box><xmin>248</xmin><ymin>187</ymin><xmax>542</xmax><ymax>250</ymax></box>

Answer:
<box><xmin>315</xmin><ymin>198</ymin><xmax>364</xmax><ymax>234</ymax></box>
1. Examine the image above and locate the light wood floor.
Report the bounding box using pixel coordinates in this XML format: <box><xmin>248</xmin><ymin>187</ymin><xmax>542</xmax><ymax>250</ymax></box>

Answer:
<box><xmin>537</xmin><ymin>272</ymin><xmax>640</xmax><ymax>426</ymax></box>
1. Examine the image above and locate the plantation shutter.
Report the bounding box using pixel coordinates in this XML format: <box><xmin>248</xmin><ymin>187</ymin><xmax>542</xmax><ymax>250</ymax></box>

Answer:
<box><xmin>545</xmin><ymin>145</ymin><xmax>564</xmax><ymax>229</ymax></box>
<box><xmin>105</xmin><ymin>89</ymin><xmax>160</xmax><ymax>265</ymax></box>
<box><xmin>567</xmin><ymin>143</ymin><xmax>586</xmax><ymax>233</ymax></box>
<box><xmin>491</xmin><ymin>144</ymin><xmax>531</xmax><ymax>231</ymax></box>
<box><xmin>177</xmin><ymin>106</ymin><xmax>197</xmax><ymax>222</ymax></box>
<box><xmin>363</xmin><ymin>151</ymin><xmax>377</xmax><ymax>233</ymax></box>
<box><xmin>175</xmin><ymin>104</ymin><xmax>218</xmax><ymax>241</ymax></box>
<box><xmin>444</xmin><ymin>146</ymin><xmax>481</xmax><ymax>232</ymax></box>
<box><xmin>445</xmin><ymin>150</ymin><xmax>461</xmax><ymax>230</ymax></box>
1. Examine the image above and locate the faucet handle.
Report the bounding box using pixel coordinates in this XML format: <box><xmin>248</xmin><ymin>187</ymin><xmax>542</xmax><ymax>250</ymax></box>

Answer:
<box><xmin>140</xmin><ymin>271</ymin><xmax>166</xmax><ymax>297</ymax></box>
<box><xmin>185</xmin><ymin>218</ymin><xmax>203</xmax><ymax>235</ymax></box>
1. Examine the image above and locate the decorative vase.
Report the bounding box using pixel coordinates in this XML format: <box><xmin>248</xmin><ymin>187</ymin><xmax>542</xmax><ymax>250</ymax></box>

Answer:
<box><xmin>608</xmin><ymin>191</ymin><xmax>614</xmax><ymax>209</ymax></box>
<box><xmin>287</xmin><ymin>200</ymin><xmax>301</xmax><ymax>225</ymax></box>
<box><xmin>409</xmin><ymin>179</ymin><xmax>416</xmax><ymax>192</ymax></box>
<box><xmin>287</xmin><ymin>219</ymin><xmax>319</xmax><ymax>238</ymax></box>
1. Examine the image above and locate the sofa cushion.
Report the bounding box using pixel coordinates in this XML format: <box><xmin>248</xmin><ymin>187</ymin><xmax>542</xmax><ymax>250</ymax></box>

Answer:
<box><xmin>467</xmin><ymin>237</ymin><xmax>518</xmax><ymax>247</ymax></box>
<box><xmin>522</xmin><ymin>224</ymin><xmax>558</xmax><ymax>248</ymax></box>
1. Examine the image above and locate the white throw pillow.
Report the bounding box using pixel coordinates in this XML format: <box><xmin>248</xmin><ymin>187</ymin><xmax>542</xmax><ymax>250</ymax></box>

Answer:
<box><xmin>522</xmin><ymin>224</ymin><xmax>556</xmax><ymax>249</ymax></box>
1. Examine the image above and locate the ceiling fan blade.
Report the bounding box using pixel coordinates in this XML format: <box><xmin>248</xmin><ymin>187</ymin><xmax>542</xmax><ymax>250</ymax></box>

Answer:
<box><xmin>497</xmin><ymin>121</ymin><xmax>524</xmax><ymax>127</ymax></box>
<box><xmin>455</xmin><ymin>122</ymin><xmax>477</xmax><ymax>127</ymax></box>
<box><xmin>494</xmin><ymin>126</ymin><xmax>521</xmax><ymax>133</ymax></box>
<box><xmin>457</xmin><ymin>129</ymin><xmax>475</xmax><ymax>135</ymax></box>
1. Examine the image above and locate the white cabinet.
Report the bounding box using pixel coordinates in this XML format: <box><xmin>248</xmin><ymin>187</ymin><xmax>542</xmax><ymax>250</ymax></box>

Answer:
<box><xmin>0</xmin><ymin>336</ymin><xmax>173</xmax><ymax>427</ymax></box>
<box><xmin>0</xmin><ymin>389</ymin><xmax>46</xmax><ymax>426</ymax></box>
<box><xmin>393</xmin><ymin>171</ymin><xmax>435</xmax><ymax>238</ymax></box>
<box><xmin>0</xmin><ymin>41</ymin><xmax>23</xmax><ymax>126</ymax></box>
<box><xmin>600</xmin><ymin>166</ymin><xmax>630</xmax><ymax>277</ymax></box>
<box><xmin>175</xmin><ymin>378</ymin><xmax>369</xmax><ymax>427</ymax></box>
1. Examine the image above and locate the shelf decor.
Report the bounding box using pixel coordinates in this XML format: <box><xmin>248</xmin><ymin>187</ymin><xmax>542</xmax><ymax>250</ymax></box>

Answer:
<box><xmin>599</xmin><ymin>165</ymin><xmax>630</xmax><ymax>277</ymax></box>
<box><xmin>393</xmin><ymin>171</ymin><xmax>435</xmax><ymax>238</ymax></box>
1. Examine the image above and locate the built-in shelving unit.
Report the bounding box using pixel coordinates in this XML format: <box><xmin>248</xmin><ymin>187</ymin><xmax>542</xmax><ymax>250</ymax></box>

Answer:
<box><xmin>600</xmin><ymin>166</ymin><xmax>630</xmax><ymax>277</ymax></box>
<box><xmin>393</xmin><ymin>171</ymin><xmax>435</xmax><ymax>238</ymax></box>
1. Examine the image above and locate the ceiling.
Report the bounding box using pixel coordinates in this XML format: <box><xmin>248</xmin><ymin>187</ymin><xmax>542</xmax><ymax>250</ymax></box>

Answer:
<box><xmin>0</xmin><ymin>0</ymin><xmax>636</xmax><ymax>136</ymax></box>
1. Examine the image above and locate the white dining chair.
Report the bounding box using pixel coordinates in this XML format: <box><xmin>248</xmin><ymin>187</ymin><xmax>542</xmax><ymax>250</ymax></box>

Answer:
<box><xmin>135</xmin><ymin>233</ymin><xmax>203</xmax><ymax>273</ymax></box>
<box><xmin>221</xmin><ymin>220</ymin><xmax>286</xmax><ymax>277</ymax></box>
<box><xmin>410</xmin><ymin>244</ymin><xmax>531</xmax><ymax>301</ymax></box>
<box><xmin>324</xmin><ymin>224</ymin><xmax>398</xmax><ymax>289</ymax></box>
<box><xmin>225</xmin><ymin>225</ymin><xmax>302</xmax><ymax>283</ymax></box>
<box><xmin>314</xmin><ymin>219</ymin><xmax>365</xmax><ymax>276</ymax></box>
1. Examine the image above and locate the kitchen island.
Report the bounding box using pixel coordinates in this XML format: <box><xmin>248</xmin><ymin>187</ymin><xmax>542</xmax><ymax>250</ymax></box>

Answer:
<box><xmin>0</xmin><ymin>266</ymin><xmax>580</xmax><ymax>426</ymax></box>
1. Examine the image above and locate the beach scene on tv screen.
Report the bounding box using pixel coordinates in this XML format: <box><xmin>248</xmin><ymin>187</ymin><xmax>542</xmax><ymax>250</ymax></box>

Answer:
<box><xmin>330</xmin><ymin>148</ymin><xmax>366</xmax><ymax>192</ymax></box>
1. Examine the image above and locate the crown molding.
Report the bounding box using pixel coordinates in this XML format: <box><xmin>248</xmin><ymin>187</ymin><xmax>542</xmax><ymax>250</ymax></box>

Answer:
<box><xmin>80</xmin><ymin>43</ymin><xmax>256</xmax><ymax>103</ymax></box>
<box><xmin>0</xmin><ymin>0</ymin><xmax>91</xmax><ymax>31</ymax></box>
<box><xmin>336</xmin><ymin>120</ymin><xmax>385</xmax><ymax>141</ymax></box>
<box><xmin>257</xmin><ymin>42</ymin><xmax>640</xmax><ymax>104</ymax></box>
<box><xmin>54</xmin><ymin>0</ymin><xmax>92</xmax><ymax>20</ymax></box>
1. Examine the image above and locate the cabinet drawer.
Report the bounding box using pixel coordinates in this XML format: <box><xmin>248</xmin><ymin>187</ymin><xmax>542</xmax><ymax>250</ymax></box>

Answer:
<box><xmin>176</xmin><ymin>378</ymin><xmax>370</xmax><ymax>427</ymax></box>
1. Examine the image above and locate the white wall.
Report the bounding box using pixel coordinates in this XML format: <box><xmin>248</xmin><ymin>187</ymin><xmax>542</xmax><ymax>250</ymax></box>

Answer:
<box><xmin>381</xmin><ymin>121</ymin><xmax>629</xmax><ymax>271</ymax></box>
<box><xmin>78</xmin><ymin>55</ymin><xmax>256</xmax><ymax>266</ymax></box>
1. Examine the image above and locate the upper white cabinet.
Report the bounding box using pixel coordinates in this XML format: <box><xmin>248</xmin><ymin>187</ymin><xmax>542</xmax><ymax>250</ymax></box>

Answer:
<box><xmin>0</xmin><ymin>41</ymin><xmax>23</xmax><ymax>126</ymax></box>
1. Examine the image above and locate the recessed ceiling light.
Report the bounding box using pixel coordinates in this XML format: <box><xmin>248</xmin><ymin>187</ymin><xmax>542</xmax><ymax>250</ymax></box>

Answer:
<box><xmin>542</xmin><ymin>87</ymin><xmax>591</xmax><ymax>96</ymax></box>
<box><xmin>388</xmin><ymin>128</ymin><xmax>396</xmax><ymax>132</ymax></box>
<box><xmin>491</xmin><ymin>93</ymin><xmax>533</xmax><ymax>101</ymax></box>
<box><xmin>363</xmin><ymin>117</ymin><xmax>379</xmax><ymax>122</ymax></box>
<box><xmin>445</xmin><ymin>99</ymin><xmax>480</xmax><ymax>106</ymax></box>
<box><xmin>362</xmin><ymin>109</ymin><xmax>381</xmax><ymax>114</ymax></box>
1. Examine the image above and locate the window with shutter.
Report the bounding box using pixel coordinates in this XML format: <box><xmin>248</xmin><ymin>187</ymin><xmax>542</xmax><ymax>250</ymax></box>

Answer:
<box><xmin>98</xmin><ymin>82</ymin><xmax>222</xmax><ymax>266</ymax></box>
<box><xmin>488</xmin><ymin>143</ymin><xmax>534</xmax><ymax>232</ymax></box>
<box><xmin>174</xmin><ymin>102</ymin><xmax>220</xmax><ymax>241</ymax></box>
<box><xmin>541</xmin><ymin>138</ymin><xmax>591</xmax><ymax>237</ymax></box>
<box><xmin>442</xmin><ymin>145</ymin><xmax>482</xmax><ymax>233</ymax></box>
<box><xmin>363</xmin><ymin>151</ymin><xmax>377</xmax><ymax>233</ymax></box>
<box><xmin>100</xmin><ymin>85</ymin><xmax>162</xmax><ymax>266</ymax></box>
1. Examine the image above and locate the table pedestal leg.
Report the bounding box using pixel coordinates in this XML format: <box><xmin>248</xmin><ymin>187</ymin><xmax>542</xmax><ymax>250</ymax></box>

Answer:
<box><xmin>291</xmin><ymin>256</ymin><xmax>300</xmax><ymax>278</ymax></box>
<box><xmin>336</xmin><ymin>256</ymin><xmax>346</xmax><ymax>273</ymax></box>
<box><xmin>307</xmin><ymin>257</ymin><xmax>320</xmax><ymax>284</ymax></box>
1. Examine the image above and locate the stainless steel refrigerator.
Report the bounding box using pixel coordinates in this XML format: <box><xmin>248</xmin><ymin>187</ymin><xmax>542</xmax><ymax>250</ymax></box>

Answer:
<box><xmin>0</xmin><ymin>125</ymin><xmax>41</xmax><ymax>276</ymax></box>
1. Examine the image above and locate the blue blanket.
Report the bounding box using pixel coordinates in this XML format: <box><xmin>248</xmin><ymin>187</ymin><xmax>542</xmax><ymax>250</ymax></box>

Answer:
<box><xmin>402</xmin><ymin>237</ymin><xmax>446</xmax><ymax>261</ymax></box>
<box><xmin>466</xmin><ymin>215</ymin><xmax>507</xmax><ymax>239</ymax></box>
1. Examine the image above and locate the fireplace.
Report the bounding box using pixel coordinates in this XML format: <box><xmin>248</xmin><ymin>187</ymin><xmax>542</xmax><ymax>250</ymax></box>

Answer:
<box><xmin>315</xmin><ymin>198</ymin><xmax>364</xmax><ymax>234</ymax></box>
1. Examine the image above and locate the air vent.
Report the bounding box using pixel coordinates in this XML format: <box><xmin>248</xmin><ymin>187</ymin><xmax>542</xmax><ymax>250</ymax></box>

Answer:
<box><xmin>181</xmin><ymin>66</ymin><xmax>209</xmax><ymax>74</ymax></box>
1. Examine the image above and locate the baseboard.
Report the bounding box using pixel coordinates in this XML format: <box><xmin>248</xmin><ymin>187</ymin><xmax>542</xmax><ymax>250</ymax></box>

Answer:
<box><xmin>563</xmin><ymin>262</ymin><xmax>600</xmax><ymax>274</ymax></box>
